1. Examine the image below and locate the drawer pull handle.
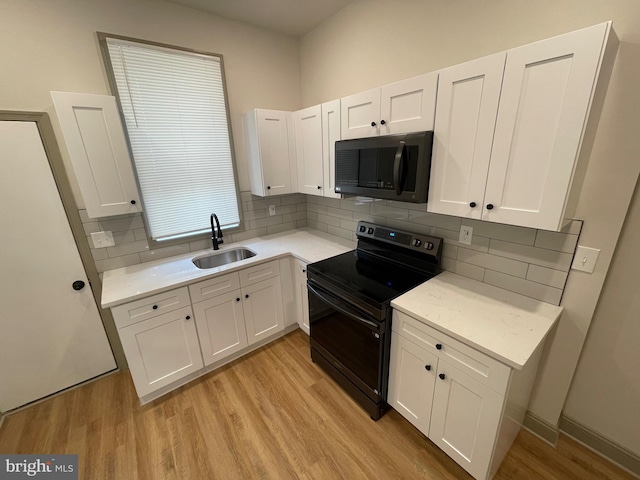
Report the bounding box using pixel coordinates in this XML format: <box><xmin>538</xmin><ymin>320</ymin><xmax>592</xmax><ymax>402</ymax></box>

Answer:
<box><xmin>152</xmin><ymin>305</ymin><xmax>158</xmax><ymax>310</ymax></box>
<box><xmin>424</xmin><ymin>365</ymin><xmax>431</xmax><ymax>371</ymax></box>
<box><xmin>439</xmin><ymin>373</ymin><xmax>446</xmax><ymax>380</ymax></box>
<box><xmin>435</xmin><ymin>343</ymin><xmax>442</xmax><ymax>350</ymax></box>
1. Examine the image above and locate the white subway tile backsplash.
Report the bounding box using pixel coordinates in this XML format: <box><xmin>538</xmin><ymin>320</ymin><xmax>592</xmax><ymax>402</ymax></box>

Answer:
<box><xmin>243</xmin><ymin>209</ymin><xmax>267</xmax><ymax>221</ymax></box>
<box><xmin>283</xmin><ymin>211</ymin><xmax>307</xmax><ymax>223</ymax></box>
<box><xmin>133</xmin><ymin>228</ymin><xmax>147</xmax><ymax>241</ymax></box>
<box><xmin>442</xmin><ymin>243</ymin><xmax>458</xmax><ymax>260</ymax></box>
<box><xmin>106</xmin><ymin>240</ymin><xmax>149</xmax><ymax>257</ymax></box>
<box><xmin>371</xmin><ymin>204</ymin><xmax>410</xmax><ymax>220</ymax></box>
<box><xmin>307</xmin><ymin>203</ymin><xmax>328</xmax><ymax>215</ymax></box>
<box><xmin>231</xmin><ymin>227</ymin><xmax>268</xmax><ymax>242</ymax></box>
<box><xmin>328</xmin><ymin>225</ymin><xmax>354</xmax><ymax>241</ymax></box>
<box><xmin>98</xmin><ymin>215</ymin><xmax>144</xmax><ymax>233</ymax></box>
<box><xmin>466</xmin><ymin>219</ymin><xmax>537</xmax><ymax>246</ymax></box>
<box><xmin>484</xmin><ymin>270</ymin><xmax>563</xmax><ymax>305</ymax></box>
<box><xmin>249</xmin><ymin>215</ymin><xmax>283</xmax><ymax>230</ymax></box>
<box><xmin>535</xmin><ymin>230</ymin><xmax>579</xmax><ymax>253</ymax></box>
<box><xmin>457</xmin><ymin>248</ymin><xmax>528</xmax><ymax>278</ymax></box>
<box><xmin>307</xmin><ymin>219</ymin><xmax>329</xmax><ymax>233</ymax></box>
<box><xmin>316</xmin><ymin>213</ymin><xmax>341</xmax><ymax>227</ymax></box>
<box><xmin>340</xmin><ymin>198</ymin><xmax>371</xmax><ymax>214</ymax></box>
<box><xmin>139</xmin><ymin>243</ymin><xmax>191</xmax><ymax>263</ymax></box>
<box><xmin>340</xmin><ymin>219</ymin><xmax>357</xmax><ymax>232</ymax></box>
<box><xmin>267</xmin><ymin>221</ymin><xmax>298</xmax><ymax>235</ymax></box>
<box><xmin>90</xmin><ymin>248</ymin><xmax>109</xmax><ymax>261</ymax></box>
<box><xmin>408</xmin><ymin>210</ymin><xmax>462</xmax><ymax>231</ymax></box>
<box><xmin>95</xmin><ymin>253</ymin><xmax>141</xmax><ymax>273</ymax></box>
<box><xmin>326</xmin><ymin>206</ymin><xmax>353</xmax><ymax>220</ymax></box>
<box><xmin>112</xmin><ymin>230</ymin><xmax>136</xmax><ymax>245</ymax></box>
<box><xmin>441</xmin><ymin>257</ymin><xmax>486</xmax><ymax>282</ymax></box>
<box><xmin>489</xmin><ymin>239</ymin><xmax>573</xmax><ymax>271</ymax></box>
<box><xmin>431</xmin><ymin>227</ymin><xmax>490</xmax><ymax>253</ymax></box>
<box><xmin>526</xmin><ymin>265</ymin><xmax>569</xmax><ymax>289</ymax></box>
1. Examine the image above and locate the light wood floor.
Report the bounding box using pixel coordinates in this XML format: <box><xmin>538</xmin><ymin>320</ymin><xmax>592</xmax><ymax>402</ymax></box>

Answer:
<box><xmin>0</xmin><ymin>330</ymin><xmax>634</xmax><ymax>480</ymax></box>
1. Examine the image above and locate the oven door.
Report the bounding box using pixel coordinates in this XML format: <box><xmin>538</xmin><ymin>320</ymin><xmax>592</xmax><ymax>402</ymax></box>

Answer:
<box><xmin>307</xmin><ymin>279</ymin><xmax>386</xmax><ymax>402</ymax></box>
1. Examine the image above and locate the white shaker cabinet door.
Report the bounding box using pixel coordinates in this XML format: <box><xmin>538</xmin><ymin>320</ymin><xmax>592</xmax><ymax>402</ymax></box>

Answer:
<box><xmin>294</xmin><ymin>259</ymin><xmax>309</xmax><ymax>334</ymax></box>
<box><xmin>51</xmin><ymin>92</ymin><xmax>141</xmax><ymax>218</ymax></box>
<box><xmin>429</xmin><ymin>360</ymin><xmax>504</xmax><ymax>480</ymax></box>
<box><xmin>321</xmin><ymin>99</ymin><xmax>341</xmax><ymax>199</ymax></box>
<box><xmin>484</xmin><ymin>22</ymin><xmax>611</xmax><ymax>230</ymax></box>
<box><xmin>340</xmin><ymin>88</ymin><xmax>381</xmax><ymax>139</ymax></box>
<box><xmin>192</xmin><ymin>291</ymin><xmax>248</xmax><ymax>366</ymax></box>
<box><xmin>388</xmin><ymin>335</ymin><xmax>438</xmax><ymax>435</ymax></box>
<box><xmin>242</xmin><ymin>277</ymin><xmax>285</xmax><ymax>345</ymax></box>
<box><xmin>428</xmin><ymin>53</ymin><xmax>506</xmax><ymax>219</ymax></box>
<box><xmin>119</xmin><ymin>306</ymin><xmax>203</xmax><ymax>398</ymax></box>
<box><xmin>294</xmin><ymin>105</ymin><xmax>324</xmax><ymax>196</ymax></box>
<box><xmin>380</xmin><ymin>72</ymin><xmax>438</xmax><ymax>135</ymax></box>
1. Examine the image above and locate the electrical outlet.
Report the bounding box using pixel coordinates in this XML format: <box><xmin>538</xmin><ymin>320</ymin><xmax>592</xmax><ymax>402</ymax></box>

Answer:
<box><xmin>91</xmin><ymin>231</ymin><xmax>115</xmax><ymax>248</ymax></box>
<box><xmin>268</xmin><ymin>205</ymin><xmax>276</xmax><ymax>216</ymax></box>
<box><xmin>571</xmin><ymin>246</ymin><xmax>600</xmax><ymax>273</ymax></box>
<box><xmin>459</xmin><ymin>225</ymin><xmax>473</xmax><ymax>245</ymax></box>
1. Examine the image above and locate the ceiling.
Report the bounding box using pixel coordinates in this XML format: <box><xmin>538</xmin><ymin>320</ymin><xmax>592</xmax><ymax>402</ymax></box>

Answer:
<box><xmin>165</xmin><ymin>0</ymin><xmax>353</xmax><ymax>36</ymax></box>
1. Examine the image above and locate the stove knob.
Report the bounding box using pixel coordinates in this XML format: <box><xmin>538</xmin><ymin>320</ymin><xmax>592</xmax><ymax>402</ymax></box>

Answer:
<box><xmin>367</xmin><ymin>227</ymin><xmax>374</xmax><ymax>234</ymax></box>
<box><xmin>412</xmin><ymin>239</ymin><xmax>422</xmax><ymax>247</ymax></box>
<box><xmin>425</xmin><ymin>242</ymin><xmax>434</xmax><ymax>250</ymax></box>
<box><xmin>359</xmin><ymin>225</ymin><xmax>367</xmax><ymax>233</ymax></box>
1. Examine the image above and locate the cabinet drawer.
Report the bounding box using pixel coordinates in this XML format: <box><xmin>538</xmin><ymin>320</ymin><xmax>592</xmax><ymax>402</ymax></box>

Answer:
<box><xmin>189</xmin><ymin>272</ymin><xmax>241</xmax><ymax>304</ymax></box>
<box><xmin>112</xmin><ymin>287</ymin><xmax>190</xmax><ymax>328</ymax></box>
<box><xmin>239</xmin><ymin>260</ymin><xmax>280</xmax><ymax>286</ymax></box>
<box><xmin>392</xmin><ymin>310</ymin><xmax>511</xmax><ymax>393</ymax></box>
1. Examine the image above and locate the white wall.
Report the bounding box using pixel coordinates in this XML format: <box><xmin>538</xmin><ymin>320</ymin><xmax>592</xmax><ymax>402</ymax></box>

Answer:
<box><xmin>300</xmin><ymin>0</ymin><xmax>640</xmax><ymax>454</ymax></box>
<box><xmin>0</xmin><ymin>0</ymin><xmax>302</xmax><ymax>195</ymax></box>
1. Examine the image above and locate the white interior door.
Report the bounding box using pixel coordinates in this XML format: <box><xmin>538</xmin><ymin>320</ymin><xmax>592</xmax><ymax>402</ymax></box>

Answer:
<box><xmin>0</xmin><ymin>120</ymin><xmax>116</xmax><ymax>412</ymax></box>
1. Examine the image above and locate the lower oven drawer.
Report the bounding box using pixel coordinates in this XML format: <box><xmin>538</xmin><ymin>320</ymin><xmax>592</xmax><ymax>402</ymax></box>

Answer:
<box><xmin>308</xmin><ymin>281</ymin><xmax>385</xmax><ymax>399</ymax></box>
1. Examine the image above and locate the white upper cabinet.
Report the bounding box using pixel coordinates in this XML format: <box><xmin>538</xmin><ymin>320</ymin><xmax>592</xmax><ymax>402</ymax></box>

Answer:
<box><xmin>321</xmin><ymin>99</ymin><xmax>342</xmax><ymax>199</ymax></box>
<box><xmin>244</xmin><ymin>109</ymin><xmax>296</xmax><ymax>197</ymax></box>
<box><xmin>294</xmin><ymin>105</ymin><xmax>324</xmax><ymax>196</ymax></box>
<box><xmin>484</xmin><ymin>22</ymin><xmax>612</xmax><ymax>230</ymax></box>
<box><xmin>341</xmin><ymin>73</ymin><xmax>438</xmax><ymax>139</ymax></box>
<box><xmin>428</xmin><ymin>53</ymin><xmax>506</xmax><ymax>219</ymax></box>
<box><xmin>429</xmin><ymin>22</ymin><xmax>615</xmax><ymax>231</ymax></box>
<box><xmin>50</xmin><ymin>92</ymin><xmax>141</xmax><ymax>218</ymax></box>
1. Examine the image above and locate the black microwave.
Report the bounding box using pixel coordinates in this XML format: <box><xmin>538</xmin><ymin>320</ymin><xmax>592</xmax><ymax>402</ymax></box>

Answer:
<box><xmin>334</xmin><ymin>131</ymin><xmax>433</xmax><ymax>203</ymax></box>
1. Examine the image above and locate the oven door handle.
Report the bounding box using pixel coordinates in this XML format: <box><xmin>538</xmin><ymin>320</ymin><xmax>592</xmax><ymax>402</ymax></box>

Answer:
<box><xmin>307</xmin><ymin>283</ymin><xmax>381</xmax><ymax>331</ymax></box>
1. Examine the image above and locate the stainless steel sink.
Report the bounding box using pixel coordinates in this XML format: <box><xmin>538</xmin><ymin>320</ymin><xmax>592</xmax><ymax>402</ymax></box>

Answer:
<box><xmin>192</xmin><ymin>248</ymin><xmax>256</xmax><ymax>269</ymax></box>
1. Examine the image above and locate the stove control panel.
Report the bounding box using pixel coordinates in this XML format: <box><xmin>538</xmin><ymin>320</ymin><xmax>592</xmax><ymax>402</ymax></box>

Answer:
<box><xmin>356</xmin><ymin>221</ymin><xmax>442</xmax><ymax>256</ymax></box>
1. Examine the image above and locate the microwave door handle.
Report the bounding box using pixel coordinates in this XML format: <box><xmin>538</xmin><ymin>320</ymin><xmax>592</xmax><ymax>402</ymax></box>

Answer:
<box><xmin>393</xmin><ymin>141</ymin><xmax>406</xmax><ymax>195</ymax></box>
<box><xmin>307</xmin><ymin>283</ymin><xmax>379</xmax><ymax>330</ymax></box>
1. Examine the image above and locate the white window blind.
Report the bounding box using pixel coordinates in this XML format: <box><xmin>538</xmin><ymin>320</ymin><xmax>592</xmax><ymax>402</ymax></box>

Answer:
<box><xmin>105</xmin><ymin>38</ymin><xmax>240</xmax><ymax>242</ymax></box>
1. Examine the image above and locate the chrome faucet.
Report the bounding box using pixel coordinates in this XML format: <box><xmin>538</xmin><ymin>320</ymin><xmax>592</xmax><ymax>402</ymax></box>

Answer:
<box><xmin>210</xmin><ymin>213</ymin><xmax>224</xmax><ymax>250</ymax></box>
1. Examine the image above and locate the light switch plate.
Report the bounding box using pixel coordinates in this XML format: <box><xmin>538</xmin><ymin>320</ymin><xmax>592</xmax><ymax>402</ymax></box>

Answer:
<box><xmin>268</xmin><ymin>205</ymin><xmax>276</xmax><ymax>216</ymax></box>
<box><xmin>91</xmin><ymin>231</ymin><xmax>115</xmax><ymax>248</ymax></box>
<box><xmin>459</xmin><ymin>225</ymin><xmax>473</xmax><ymax>245</ymax></box>
<box><xmin>571</xmin><ymin>245</ymin><xmax>600</xmax><ymax>273</ymax></box>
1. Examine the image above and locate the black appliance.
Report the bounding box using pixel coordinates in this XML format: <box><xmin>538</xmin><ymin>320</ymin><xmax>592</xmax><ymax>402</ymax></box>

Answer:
<box><xmin>307</xmin><ymin>221</ymin><xmax>442</xmax><ymax>420</ymax></box>
<box><xmin>334</xmin><ymin>131</ymin><xmax>433</xmax><ymax>203</ymax></box>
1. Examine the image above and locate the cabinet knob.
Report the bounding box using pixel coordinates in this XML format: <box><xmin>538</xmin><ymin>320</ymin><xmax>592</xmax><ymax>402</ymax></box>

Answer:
<box><xmin>236</xmin><ymin>297</ymin><xmax>240</xmax><ymax>302</ymax></box>
<box><xmin>424</xmin><ymin>365</ymin><xmax>431</xmax><ymax>371</ymax></box>
<box><xmin>130</xmin><ymin>200</ymin><xmax>137</xmax><ymax>205</ymax></box>
<box><xmin>469</xmin><ymin>202</ymin><xmax>476</xmax><ymax>208</ymax></box>
<box><xmin>267</xmin><ymin>186</ymin><xmax>271</xmax><ymax>190</ymax></box>
<box><xmin>380</xmin><ymin>119</ymin><xmax>386</xmax><ymax>125</ymax></box>
<box><xmin>302</xmin><ymin>269</ymin><xmax>306</xmax><ymax>273</ymax></box>
<box><xmin>185</xmin><ymin>315</ymin><xmax>191</xmax><ymax>320</ymax></box>
<box><xmin>439</xmin><ymin>373</ymin><xmax>446</xmax><ymax>380</ymax></box>
<box><xmin>371</xmin><ymin>121</ymin><xmax>377</xmax><ymax>127</ymax></box>
<box><xmin>317</xmin><ymin>185</ymin><xmax>322</xmax><ymax>189</ymax></box>
<box><xmin>245</xmin><ymin>294</ymin><xmax>249</xmax><ymax>299</ymax></box>
<box><xmin>435</xmin><ymin>343</ymin><xmax>442</xmax><ymax>350</ymax></box>
<box><xmin>72</xmin><ymin>280</ymin><xmax>85</xmax><ymax>291</ymax></box>
<box><xmin>486</xmin><ymin>204</ymin><xmax>494</xmax><ymax>210</ymax></box>
<box><xmin>152</xmin><ymin>305</ymin><xmax>158</xmax><ymax>310</ymax></box>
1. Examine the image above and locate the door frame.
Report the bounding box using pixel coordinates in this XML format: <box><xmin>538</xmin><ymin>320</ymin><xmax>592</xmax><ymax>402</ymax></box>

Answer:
<box><xmin>0</xmin><ymin>110</ymin><xmax>126</xmax><ymax>369</ymax></box>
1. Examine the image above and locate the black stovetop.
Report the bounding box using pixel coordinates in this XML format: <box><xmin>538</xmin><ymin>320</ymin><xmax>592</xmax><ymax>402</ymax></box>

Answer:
<box><xmin>307</xmin><ymin>249</ymin><xmax>438</xmax><ymax>307</ymax></box>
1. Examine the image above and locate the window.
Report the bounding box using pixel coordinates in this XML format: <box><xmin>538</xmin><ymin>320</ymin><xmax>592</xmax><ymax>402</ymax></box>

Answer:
<box><xmin>98</xmin><ymin>34</ymin><xmax>241</xmax><ymax>243</ymax></box>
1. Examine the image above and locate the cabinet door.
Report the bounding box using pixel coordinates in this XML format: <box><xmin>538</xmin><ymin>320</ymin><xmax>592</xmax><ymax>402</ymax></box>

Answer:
<box><xmin>322</xmin><ymin>99</ymin><xmax>341</xmax><ymax>199</ymax></box>
<box><xmin>50</xmin><ymin>92</ymin><xmax>141</xmax><ymax>218</ymax></box>
<box><xmin>256</xmin><ymin>109</ymin><xmax>294</xmax><ymax>196</ymax></box>
<box><xmin>192</xmin><ymin>291</ymin><xmax>248</xmax><ymax>366</ymax></box>
<box><xmin>242</xmin><ymin>277</ymin><xmax>285</xmax><ymax>345</ymax></box>
<box><xmin>484</xmin><ymin>22</ymin><xmax>610</xmax><ymax>230</ymax></box>
<box><xmin>340</xmin><ymin>88</ymin><xmax>381</xmax><ymax>139</ymax></box>
<box><xmin>294</xmin><ymin>105</ymin><xmax>324</xmax><ymax>196</ymax></box>
<box><xmin>119</xmin><ymin>306</ymin><xmax>203</xmax><ymax>397</ymax></box>
<box><xmin>429</xmin><ymin>360</ymin><xmax>504</xmax><ymax>480</ymax></box>
<box><xmin>388</xmin><ymin>335</ymin><xmax>438</xmax><ymax>435</ymax></box>
<box><xmin>294</xmin><ymin>260</ymin><xmax>309</xmax><ymax>334</ymax></box>
<box><xmin>428</xmin><ymin>53</ymin><xmax>506</xmax><ymax>218</ymax></box>
<box><xmin>380</xmin><ymin>72</ymin><xmax>438</xmax><ymax>135</ymax></box>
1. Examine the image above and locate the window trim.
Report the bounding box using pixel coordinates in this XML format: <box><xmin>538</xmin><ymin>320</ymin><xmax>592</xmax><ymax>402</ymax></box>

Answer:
<box><xmin>96</xmin><ymin>32</ymin><xmax>244</xmax><ymax>248</ymax></box>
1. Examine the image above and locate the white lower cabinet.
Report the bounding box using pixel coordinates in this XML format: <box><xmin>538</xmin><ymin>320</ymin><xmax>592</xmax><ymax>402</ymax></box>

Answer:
<box><xmin>293</xmin><ymin>259</ymin><xmax>309</xmax><ymax>334</ymax></box>
<box><xmin>112</xmin><ymin>260</ymin><xmax>286</xmax><ymax>401</ymax></box>
<box><xmin>118</xmin><ymin>305</ymin><xmax>203</xmax><ymax>398</ymax></box>
<box><xmin>389</xmin><ymin>310</ymin><xmax>539</xmax><ymax>480</ymax></box>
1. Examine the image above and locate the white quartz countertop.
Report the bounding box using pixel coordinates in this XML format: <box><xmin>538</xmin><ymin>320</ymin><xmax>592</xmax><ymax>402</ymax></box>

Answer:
<box><xmin>391</xmin><ymin>271</ymin><xmax>563</xmax><ymax>369</ymax></box>
<box><xmin>101</xmin><ymin>228</ymin><xmax>354</xmax><ymax>308</ymax></box>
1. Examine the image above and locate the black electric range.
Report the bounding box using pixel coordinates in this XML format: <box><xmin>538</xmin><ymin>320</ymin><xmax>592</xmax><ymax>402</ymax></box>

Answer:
<box><xmin>307</xmin><ymin>221</ymin><xmax>442</xmax><ymax>419</ymax></box>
